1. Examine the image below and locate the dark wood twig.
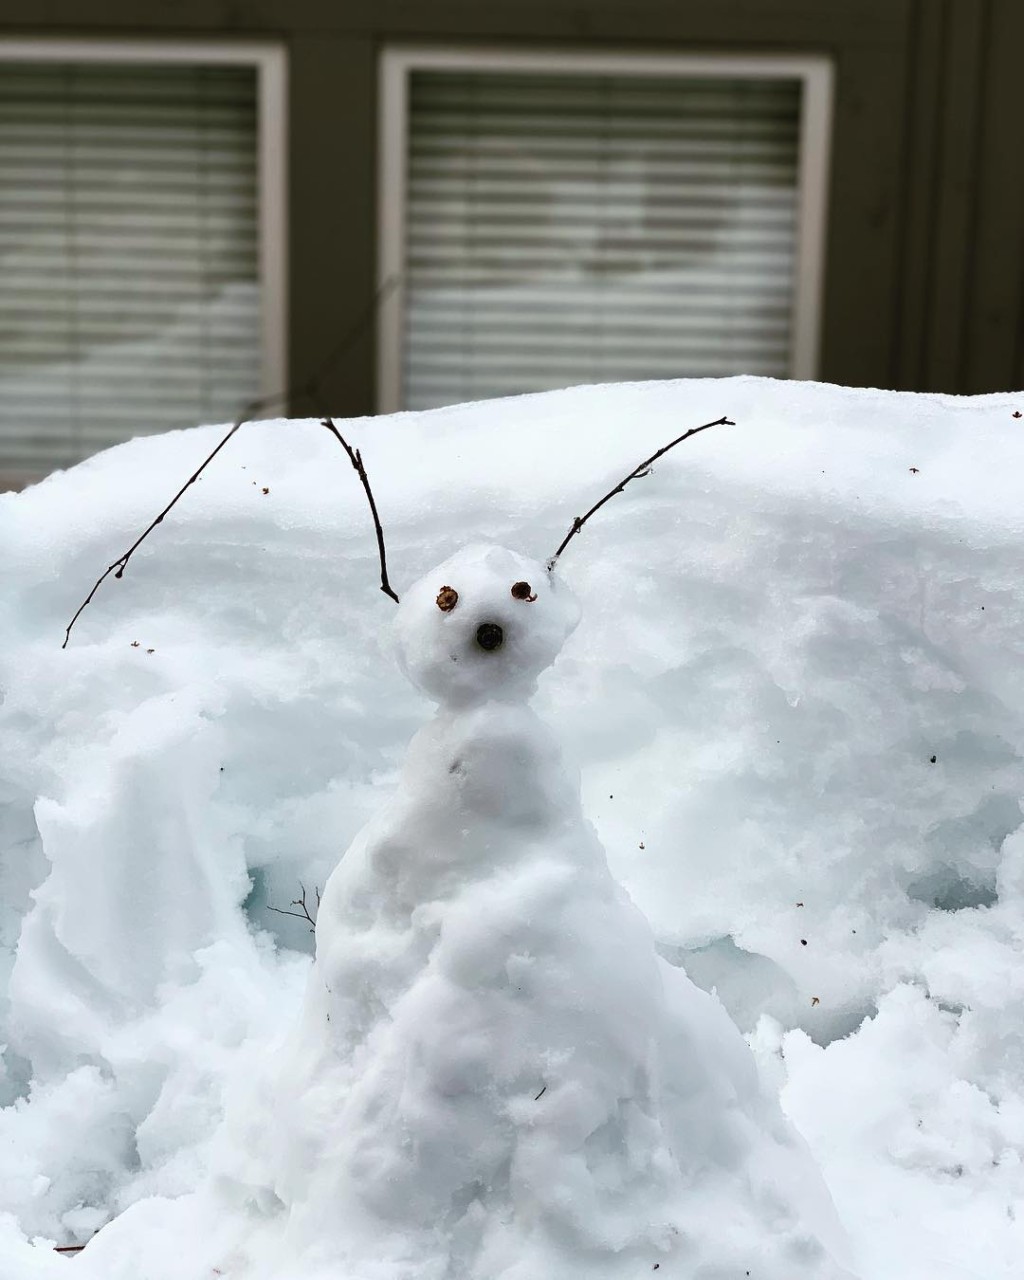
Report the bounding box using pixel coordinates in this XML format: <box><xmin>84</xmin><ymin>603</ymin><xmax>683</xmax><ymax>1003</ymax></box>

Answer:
<box><xmin>546</xmin><ymin>415</ymin><xmax>734</xmax><ymax>571</ymax></box>
<box><xmin>53</xmin><ymin>1245</ymin><xmax>86</xmax><ymax>1254</ymax></box>
<box><xmin>62</xmin><ymin>276</ymin><xmax>401</xmax><ymax>648</ymax></box>
<box><xmin>267</xmin><ymin>882</ymin><xmax>320</xmax><ymax>933</ymax></box>
<box><xmin>320</xmin><ymin>418</ymin><xmax>399</xmax><ymax>603</ymax></box>
<box><xmin>62</xmin><ymin>396</ymin><xmax>268</xmax><ymax>649</ymax></box>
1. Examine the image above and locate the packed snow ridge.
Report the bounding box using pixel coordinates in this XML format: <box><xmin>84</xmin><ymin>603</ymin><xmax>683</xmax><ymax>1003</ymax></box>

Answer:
<box><xmin>1</xmin><ymin>376</ymin><xmax>1023</xmax><ymax>1279</ymax></box>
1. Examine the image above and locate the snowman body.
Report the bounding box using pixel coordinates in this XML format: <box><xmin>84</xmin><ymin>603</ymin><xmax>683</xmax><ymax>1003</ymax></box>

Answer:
<box><xmin>254</xmin><ymin>544</ymin><xmax>854</xmax><ymax>1279</ymax></box>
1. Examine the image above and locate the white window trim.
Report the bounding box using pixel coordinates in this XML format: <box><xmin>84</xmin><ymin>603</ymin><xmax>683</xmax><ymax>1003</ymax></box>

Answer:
<box><xmin>377</xmin><ymin>45</ymin><xmax>834</xmax><ymax>413</ymax></box>
<box><xmin>0</xmin><ymin>37</ymin><xmax>289</xmax><ymax>401</ymax></box>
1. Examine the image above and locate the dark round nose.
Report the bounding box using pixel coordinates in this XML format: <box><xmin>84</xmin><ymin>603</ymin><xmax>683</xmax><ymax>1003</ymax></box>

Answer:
<box><xmin>476</xmin><ymin>622</ymin><xmax>504</xmax><ymax>652</ymax></box>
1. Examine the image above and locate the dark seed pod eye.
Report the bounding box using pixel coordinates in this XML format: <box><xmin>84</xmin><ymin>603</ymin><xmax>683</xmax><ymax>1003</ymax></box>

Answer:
<box><xmin>511</xmin><ymin>581</ymin><xmax>537</xmax><ymax>603</ymax></box>
<box><xmin>436</xmin><ymin>585</ymin><xmax>459</xmax><ymax>612</ymax></box>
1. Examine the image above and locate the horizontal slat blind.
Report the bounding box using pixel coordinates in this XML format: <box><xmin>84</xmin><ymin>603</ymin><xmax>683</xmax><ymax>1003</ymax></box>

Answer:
<box><xmin>403</xmin><ymin>70</ymin><xmax>802</xmax><ymax>410</ymax></box>
<box><xmin>0</xmin><ymin>62</ymin><xmax>260</xmax><ymax>479</ymax></box>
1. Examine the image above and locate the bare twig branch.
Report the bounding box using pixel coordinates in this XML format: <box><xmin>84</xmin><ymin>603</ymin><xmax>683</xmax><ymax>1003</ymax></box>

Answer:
<box><xmin>62</xmin><ymin>276</ymin><xmax>401</xmax><ymax>648</ymax></box>
<box><xmin>320</xmin><ymin>418</ymin><xmax>399</xmax><ymax>603</ymax></box>
<box><xmin>62</xmin><ymin>397</ymin><xmax>267</xmax><ymax>650</ymax></box>
<box><xmin>546</xmin><ymin>415</ymin><xmax>734</xmax><ymax>571</ymax></box>
<box><xmin>267</xmin><ymin>882</ymin><xmax>320</xmax><ymax>933</ymax></box>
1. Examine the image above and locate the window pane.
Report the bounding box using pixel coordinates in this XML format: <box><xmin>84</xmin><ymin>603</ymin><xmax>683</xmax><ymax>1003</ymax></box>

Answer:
<box><xmin>403</xmin><ymin>70</ymin><xmax>802</xmax><ymax>410</ymax></box>
<box><xmin>0</xmin><ymin>62</ymin><xmax>260</xmax><ymax>483</ymax></box>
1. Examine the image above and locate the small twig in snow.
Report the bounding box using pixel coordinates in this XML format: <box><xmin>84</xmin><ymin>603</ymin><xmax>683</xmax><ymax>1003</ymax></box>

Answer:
<box><xmin>267</xmin><ymin>883</ymin><xmax>321</xmax><ymax>933</ymax></box>
<box><xmin>546</xmin><ymin>415</ymin><xmax>734</xmax><ymax>571</ymax></box>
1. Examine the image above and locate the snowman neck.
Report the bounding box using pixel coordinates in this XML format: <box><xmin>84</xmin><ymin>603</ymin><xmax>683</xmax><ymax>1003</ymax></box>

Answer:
<box><xmin>430</xmin><ymin>680</ymin><xmax>543</xmax><ymax>717</ymax></box>
<box><xmin>399</xmin><ymin>694</ymin><xmax>578</xmax><ymax>839</ymax></box>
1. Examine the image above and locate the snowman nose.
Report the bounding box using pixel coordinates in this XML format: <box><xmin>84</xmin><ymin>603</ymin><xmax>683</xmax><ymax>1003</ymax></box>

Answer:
<box><xmin>476</xmin><ymin>622</ymin><xmax>504</xmax><ymax>652</ymax></box>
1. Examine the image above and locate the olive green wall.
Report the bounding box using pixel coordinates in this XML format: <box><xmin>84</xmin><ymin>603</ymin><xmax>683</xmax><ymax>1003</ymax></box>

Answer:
<box><xmin>2</xmin><ymin>0</ymin><xmax>1022</xmax><ymax>414</ymax></box>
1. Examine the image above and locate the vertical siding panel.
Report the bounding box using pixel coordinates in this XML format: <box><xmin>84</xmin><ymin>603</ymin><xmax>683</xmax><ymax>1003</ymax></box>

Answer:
<box><xmin>816</xmin><ymin>33</ymin><xmax>913</xmax><ymax>389</ymax></box>
<box><xmin>964</xmin><ymin>0</ymin><xmax>1024</xmax><ymax>392</ymax></box>
<box><xmin>922</xmin><ymin>0</ymin><xmax>987</xmax><ymax>390</ymax></box>
<box><xmin>287</xmin><ymin>36</ymin><xmax>377</xmax><ymax>417</ymax></box>
<box><xmin>892</xmin><ymin>0</ymin><xmax>945</xmax><ymax>389</ymax></box>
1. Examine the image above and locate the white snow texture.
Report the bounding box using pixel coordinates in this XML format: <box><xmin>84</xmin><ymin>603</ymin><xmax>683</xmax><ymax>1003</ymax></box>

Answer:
<box><xmin>201</xmin><ymin>543</ymin><xmax>849</xmax><ymax>1279</ymax></box>
<box><xmin>1</xmin><ymin>376</ymin><xmax>1023</xmax><ymax>1280</ymax></box>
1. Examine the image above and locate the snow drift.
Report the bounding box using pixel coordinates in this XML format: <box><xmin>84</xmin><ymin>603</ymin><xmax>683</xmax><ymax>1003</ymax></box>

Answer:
<box><xmin>1</xmin><ymin>376</ymin><xmax>1023</xmax><ymax>1278</ymax></box>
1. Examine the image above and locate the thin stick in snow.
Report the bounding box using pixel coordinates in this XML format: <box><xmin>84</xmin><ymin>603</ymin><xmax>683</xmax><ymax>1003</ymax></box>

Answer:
<box><xmin>267</xmin><ymin>883</ymin><xmax>321</xmax><ymax>933</ymax></box>
<box><xmin>546</xmin><ymin>415</ymin><xmax>734</xmax><ymax>571</ymax></box>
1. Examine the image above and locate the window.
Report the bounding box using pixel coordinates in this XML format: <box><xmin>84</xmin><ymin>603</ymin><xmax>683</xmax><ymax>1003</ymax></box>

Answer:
<box><xmin>0</xmin><ymin>40</ymin><xmax>286</xmax><ymax>487</ymax></box>
<box><xmin>378</xmin><ymin>48</ymin><xmax>832</xmax><ymax>413</ymax></box>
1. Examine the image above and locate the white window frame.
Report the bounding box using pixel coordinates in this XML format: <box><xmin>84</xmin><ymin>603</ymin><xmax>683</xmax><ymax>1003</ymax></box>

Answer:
<box><xmin>377</xmin><ymin>45</ymin><xmax>834</xmax><ymax>413</ymax></box>
<box><xmin>0</xmin><ymin>37</ymin><xmax>289</xmax><ymax>400</ymax></box>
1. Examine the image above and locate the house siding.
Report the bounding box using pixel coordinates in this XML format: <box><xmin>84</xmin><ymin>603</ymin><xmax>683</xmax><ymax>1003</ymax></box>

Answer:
<box><xmin>1</xmin><ymin>0</ymin><xmax>1020</xmax><ymax>418</ymax></box>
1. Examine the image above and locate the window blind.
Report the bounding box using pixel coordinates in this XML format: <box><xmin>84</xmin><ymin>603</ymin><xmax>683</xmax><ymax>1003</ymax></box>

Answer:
<box><xmin>402</xmin><ymin>70</ymin><xmax>803</xmax><ymax>410</ymax></box>
<box><xmin>0</xmin><ymin>62</ymin><xmax>260</xmax><ymax>480</ymax></box>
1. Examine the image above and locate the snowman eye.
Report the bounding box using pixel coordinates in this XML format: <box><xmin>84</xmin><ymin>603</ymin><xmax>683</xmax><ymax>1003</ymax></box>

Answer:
<box><xmin>511</xmin><ymin>581</ymin><xmax>537</xmax><ymax>603</ymax></box>
<box><xmin>436</xmin><ymin>586</ymin><xmax>459</xmax><ymax>612</ymax></box>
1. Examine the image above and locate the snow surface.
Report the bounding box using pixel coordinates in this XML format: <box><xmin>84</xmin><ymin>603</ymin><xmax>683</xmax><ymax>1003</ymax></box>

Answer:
<box><xmin>1</xmin><ymin>375</ymin><xmax>1023</xmax><ymax>1278</ymax></box>
<box><xmin>201</xmin><ymin>542</ymin><xmax>851</xmax><ymax>1278</ymax></box>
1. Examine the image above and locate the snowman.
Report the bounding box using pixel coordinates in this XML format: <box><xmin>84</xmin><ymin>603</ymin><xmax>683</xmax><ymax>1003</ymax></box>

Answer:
<box><xmin>215</xmin><ymin>541</ymin><xmax>856</xmax><ymax>1280</ymax></box>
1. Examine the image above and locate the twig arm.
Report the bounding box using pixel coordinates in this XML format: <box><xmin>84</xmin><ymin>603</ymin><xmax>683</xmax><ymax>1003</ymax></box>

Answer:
<box><xmin>547</xmin><ymin>415</ymin><xmax>734</xmax><ymax>570</ymax></box>
<box><xmin>320</xmin><ymin>419</ymin><xmax>399</xmax><ymax>603</ymax></box>
<box><xmin>61</xmin><ymin>400</ymin><xmax>270</xmax><ymax>649</ymax></box>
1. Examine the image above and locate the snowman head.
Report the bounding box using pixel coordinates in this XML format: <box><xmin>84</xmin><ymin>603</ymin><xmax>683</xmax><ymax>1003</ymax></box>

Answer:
<box><xmin>394</xmin><ymin>544</ymin><xmax>580</xmax><ymax>707</ymax></box>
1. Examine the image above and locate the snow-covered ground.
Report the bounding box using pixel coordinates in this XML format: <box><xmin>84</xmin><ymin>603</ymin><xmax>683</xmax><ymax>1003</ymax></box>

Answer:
<box><xmin>1</xmin><ymin>376</ymin><xmax>1022</xmax><ymax>1277</ymax></box>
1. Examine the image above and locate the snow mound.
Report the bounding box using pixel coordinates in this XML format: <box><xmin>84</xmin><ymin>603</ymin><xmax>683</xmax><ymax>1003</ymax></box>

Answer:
<box><xmin>1</xmin><ymin>375</ymin><xmax>1023</xmax><ymax>1277</ymax></box>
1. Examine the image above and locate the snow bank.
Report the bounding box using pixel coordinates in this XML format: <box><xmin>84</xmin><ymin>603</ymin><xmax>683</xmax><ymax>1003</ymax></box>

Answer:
<box><xmin>1</xmin><ymin>376</ymin><xmax>1023</xmax><ymax>1277</ymax></box>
